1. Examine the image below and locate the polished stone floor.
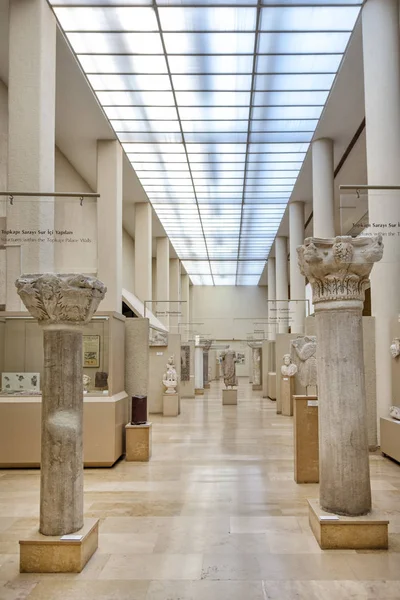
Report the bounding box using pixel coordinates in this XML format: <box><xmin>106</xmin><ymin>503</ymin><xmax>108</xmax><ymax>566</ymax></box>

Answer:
<box><xmin>1</xmin><ymin>379</ymin><xmax>400</xmax><ymax>599</ymax></box>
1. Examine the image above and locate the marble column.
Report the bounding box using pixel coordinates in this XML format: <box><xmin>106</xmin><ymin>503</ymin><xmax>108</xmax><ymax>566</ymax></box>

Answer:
<box><xmin>267</xmin><ymin>257</ymin><xmax>276</xmax><ymax>341</ymax></box>
<box><xmin>289</xmin><ymin>202</ymin><xmax>306</xmax><ymax>333</ymax></box>
<box><xmin>134</xmin><ymin>203</ymin><xmax>152</xmax><ymax>305</ymax></box>
<box><xmin>97</xmin><ymin>140</ymin><xmax>123</xmax><ymax>312</ymax></box>
<box><xmin>298</xmin><ymin>235</ymin><xmax>383</xmax><ymax>516</ymax></box>
<box><xmin>195</xmin><ymin>345</ymin><xmax>204</xmax><ymax>393</ymax></box>
<box><xmin>156</xmin><ymin>237</ymin><xmax>169</xmax><ymax>329</ymax></box>
<box><xmin>15</xmin><ymin>273</ymin><xmax>106</xmax><ymax>535</ymax></box>
<box><xmin>169</xmin><ymin>258</ymin><xmax>181</xmax><ymax>334</ymax></box>
<box><xmin>7</xmin><ymin>0</ymin><xmax>56</xmax><ymax>310</ymax></box>
<box><xmin>362</xmin><ymin>0</ymin><xmax>400</xmax><ymax>428</ymax></box>
<box><xmin>275</xmin><ymin>237</ymin><xmax>289</xmax><ymax>334</ymax></box>
<box><xmin>312</xmin><ymin>138</ymin><xmax>335</xmax><ymax>238</ymax></box>
<box><xmin>181</xmin><ymin>273</ymin><xmax>190</xmax><ymax>342</ymax></box>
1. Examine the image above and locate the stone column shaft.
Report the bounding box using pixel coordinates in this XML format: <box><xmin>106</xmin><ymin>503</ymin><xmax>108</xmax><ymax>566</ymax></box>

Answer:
<box><xmin>312</xmin><ymin>138</ymin><xmax>335</xmax><ymax>238</ymax></box>
<box><xmin>181</xmin><ymin>273</ymin><xmax>190</xmax><ymax>342</ymax></box>
<box><xmin>298</xmin><ymin>235</ymin><xmax>383</xmax><ymax>516</ymax></box>
<box><xmin>156</xmin><ymin>237</ymin><xmax>169</xmax><ymax>329</ymax></box>
<box><xmin>134</xmin><ymin>203</ymin><xmax>152</xmax><ymax>305</ymax></box>
<box><xmin>267</xmin><ymin>258</ymin><xmax>276</xmax><ymax>341</ymax></box>
<box><xmin>275</xmin><ymin>237</ymin><xmax>289</xmax><ymax>334</ymax></box>
<box><xmin>289</xmin><ymin>202</ymin><xmax>306</xmax><ymax>333</ymax></box>
<box><xmin>169</xmin><ymin>258</ymin><xmax>181</xmax><ymax>334</ymax></box>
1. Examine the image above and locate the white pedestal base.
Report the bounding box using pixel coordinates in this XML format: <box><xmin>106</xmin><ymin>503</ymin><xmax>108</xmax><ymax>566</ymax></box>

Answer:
<box><xmin>163</xmin><ymin>393</ymin><xmax>179</xmax><ymax>417</ymax></box>
<box><xmin>222</xmin><ymin>389</ymin><xmax>237</xmax><ymax>405</ymax></box>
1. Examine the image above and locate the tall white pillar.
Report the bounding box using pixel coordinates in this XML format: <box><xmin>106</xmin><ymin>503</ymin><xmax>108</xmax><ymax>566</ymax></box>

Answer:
<box><xmin>97</xmin><ymin>140</ymin><xmax>123</xmax><ymax>312</ymax></box>
<box><xmin>289</xmin><ymin>202</ymin><xmax>306</xmax><ymax>334</ymax></box>
<box><xmin>195</xmin><ymin>345</ymin><xmax>204</xmax><ymax>393</ymax></box>
<box><xmin>181</xmin><ymin>273</ymin><xmax>190</xmax><ymax>341</ymax></box>
<box><xmin>7</xmin><ymin>0</ymin><xmax>56</xmax><ymax>310</ymax></box>
<box><xmin>156</xmin><ymin>237</ymin><xmax>169</xmax><ymax>328</ymax></box>
<box><xmin>267</xmin><ymin>257</ymin><xmax>276</xmax><ymax>341</ymax></box>
<box><xmin>362</xmin><ymin>0</ymin><xmax>400</xmax><ymax>430</ymax></box>
<box><xmin>169</xmin><ymin>258</ymin><xmax>181</xmax><ymax>334</ymax></box>
<box><xmin>312</xmin><ymin>138</ymin><xmax>335</xmax><ymax>238</ymax></box>
<box><xmin>134</xmin><ymin>203</ymin><xmax>152</xmax><ymax>306</ymax></box>
<box><xmin>275</xmin><ymin>236</ymin><xmax>289</xmax><ymax>334</ymax></box>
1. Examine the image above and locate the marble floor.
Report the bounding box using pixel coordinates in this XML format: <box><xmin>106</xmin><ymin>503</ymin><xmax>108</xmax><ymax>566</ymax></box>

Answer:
<box><xmin>1</xmin><ymin>379</ymin><xmax>400</xmax><ymax>599</ymax></box>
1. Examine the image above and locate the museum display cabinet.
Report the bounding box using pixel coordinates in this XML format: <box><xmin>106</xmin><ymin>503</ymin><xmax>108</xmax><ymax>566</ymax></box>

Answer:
<box><xmin>0</xmin><ymin>311</ymin><xmax>128</xmax><ymax>467</ymax></box>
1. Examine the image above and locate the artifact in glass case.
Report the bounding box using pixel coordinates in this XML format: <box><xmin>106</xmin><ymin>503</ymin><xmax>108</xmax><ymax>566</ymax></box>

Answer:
<box><xmin>163</xmin><ymin>355</ymin><xmax>178</xmax><ymax>394</ymax></box>
<box><xmin>1</xmin><ymin>372</ymin><xmax>41</xmax><ymax>394</ymax></box>
<box><xmin>83</xmin><ymin>335</ymin><xmax>100</xmax><ymax>367</ymax></box>
<box><xmin>95</xmin><ymin>371</ymin><xmax>108</xmax><ymax>390</ymax></box>
<box><xmin>131</xmin><ymin>395</ymin><xmax>147</xmax><ymax>425</ymax></box>
<box><xmin>221</xmin><ymin>348</ymin><xmax>238</xmax><ymax>388</ymax></box>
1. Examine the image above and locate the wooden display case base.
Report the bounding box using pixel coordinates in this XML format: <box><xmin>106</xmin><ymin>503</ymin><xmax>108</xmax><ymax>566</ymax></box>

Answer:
<box><xmin>195</xmin><ymin>388</ymin><xmax>204</xmax><ymax>395</ymax></box>
<box><xmin>125</xmin><ymin>422</ymin><xmax>152</xmax><ymax>461</ymax></box>
<box><xmin>222</xmin><ymin>389</ymin><xmax>237</xmax><ymax>405</ymax></box>
<box><xmin>163</xmin><ymin>394</ymin><xmax>179</xmax><ymax>417</ymax></box>
<box><xmin>308</xmin><ymin>499</ymin><xmax>388</xmax><ymax>550</ymax></box>
<box><xmin>267</xmin><ymin>372</ymin><xmax>276</xmax><ymax>400</ymax></box>
<box><xmin>293</xmin><ymin>395</ymin><xmax>319</xmax><ymax>483</ymax></box>
<box><xmin>20</xmin><ymin>519</ymin><xmax>98</xmax><ymax>573</ymax></box>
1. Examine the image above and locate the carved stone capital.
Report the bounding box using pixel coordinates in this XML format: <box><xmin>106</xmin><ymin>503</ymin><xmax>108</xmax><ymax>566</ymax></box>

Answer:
<box><xmin>297</xmin><ymin>235</ymin><xmax>383</xmax><ymax>306</ymax></box>
<box><xmin>15</xmin><ymin>273</ymin><xmax>107</xmax><ymax>326</ymax></box>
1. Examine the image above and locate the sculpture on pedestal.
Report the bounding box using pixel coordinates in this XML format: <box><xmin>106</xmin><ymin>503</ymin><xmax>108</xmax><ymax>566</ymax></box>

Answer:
<box><xmin>221</xmin><ymin>348</ymin><xmax>237</xmax><ymax>388</ymax></box>
<box><xmin>389</xmin><ymin>406</ymin><xmax>400</xmax><ymax>421</ymax></box>
<box><xmin>291</xmin><ymin>336</ymin><xmax>317</xmax><ymax>392</ymax></box>
<box><xmin>15</xmin><ymin>273</ymin><xmax>106</xmax><ymax>536</ymax></box>
<box><xmin>390</xmin><ymin>338</ymin><xmax>400</xmax><ymax>358</ymax></box>
<box><xmin>280</xmin><ymin>354</ymin><xmax>297</xmax><ymax>377</ymax></box>
<box><xmin>297</xmin><ymin>235</ymin><xmax>383</xmax><ymax>516</ymax></box>
<box><xmin>163</xmin><ymin>355</ymin><xmax>178</xmax><ymax>395</ymax></box>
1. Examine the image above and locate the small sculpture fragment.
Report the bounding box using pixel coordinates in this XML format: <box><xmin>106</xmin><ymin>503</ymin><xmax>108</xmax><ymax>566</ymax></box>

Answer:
<box><xmin>163</xmin><ymin>355</ymin><xmax>178</xmax><ymax>395</ymax></box>
<box><xmin>390</xmin><ymin>406</ymin><xmax>400</xmax><ymax>421</ymax></box>
<box><xmin>281</xmin><ymin>354</ymin><xmax>298</xmax><ymax>378</ymax></box>
<box><xmin>390</xmin><ymin>339</ymin><xmax>400</xmax><ymax>359</ymax></box>
<box><xmin>291</xmin><ymin>335</ymin><xmax>317</xmax><ymax>392</ymax></box>
<box><xmin>83</xmin><ymin>374</ymin><xmax>91</xmax><ymax>392</ymax></box>
<box><xmin>221</xmin><ymin>348</ymin><xmax>238</xmax><ymax>388</ymax></box>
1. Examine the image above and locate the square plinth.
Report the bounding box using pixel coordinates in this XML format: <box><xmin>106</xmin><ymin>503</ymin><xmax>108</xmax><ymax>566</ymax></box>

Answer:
<box><xmin>19</xmin><ymin>518</ymin><xmax>99</xmax><ymax>573</ymax></box>
<box><xmin>195</xmin><ymin>388</ymin><xmax>204</xmax><ymax>395</ymax></box>
<box><xmin>308</xmin><ymin>499</ymin><xmax>389</xmax><ymax>550</ymax></box>
<box><xmin>267</xmin><ymin>372</ymin><xmax>276</xmax><ymax>400</ymax></box>
<box><xmin>252</xmin><ymin>384</ymin><xmax>262</xmax><ymax>391</ymax></box>
<box><xmin>281</xmin><ymin>376</ymin><xmax>295</xmax><ymax>416</ymax></box>
<box><xmin>293</xmin><ymin>395</ymin><xmax>319</xmax><ymax>484</ymax></box>
<box><xmin>125</xmin><ymin>422</ymin><xmax>152</xmax><ymax>461</ymax></box>
<box><xmin>163</xmin><ymin>394</ymin><xmax>179</xmax><ymax>417</ymax></box>
<box><xmin>222</xmin><ymin>389</ymin><xmax>237</xmax><ymax>405</ymax></box>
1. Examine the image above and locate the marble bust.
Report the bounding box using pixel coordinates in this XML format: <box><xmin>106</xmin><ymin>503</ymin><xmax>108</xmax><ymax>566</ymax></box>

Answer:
<box><xmin>390</xmin><ymin>338</ymin><xmax>400</xmax><ymax>358</ymax></box>
<box><xmin>163</xmin><ymin>355</ymin><xmax>178</xmax><ymax>395</ymax></box>
<box><xmin>281</xmin><ymin>354</ymin><xmax>297</xmax><ymax>377</ymax></box>
<box><xmin>390</xmin><ymin>406</ymin><xmax>400</xmax><ymax>421</ymax></box>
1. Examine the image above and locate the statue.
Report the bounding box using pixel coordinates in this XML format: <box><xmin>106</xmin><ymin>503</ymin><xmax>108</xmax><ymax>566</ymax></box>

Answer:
<box><xmin>390</xmin><ymin>406</ymin><xmax>400</xmax><ymax>421</ymax></box>
<box><xmin>291</xmin><ymin>335</ymin><xmax>317</xmax><ymax>392</ymax></box>
<box><xmin>163</xmin><ymin>355</ymin><xmax>178</xmax><ymax>395</ymax></box>
<box><xmin>221</xmin><ymin>348</ymin><xmax>238</xmax><ymax>388</ymax></box>
<box><xmin>390</xmin><ymin>339</ymin><xmax>400</xmax><ymax>359</ymax></box>
<box><xmin>83</xmin><ymin>374</ymin><xmax>91</xmax><ymax>393</ymax></box>
<box><xmin>281</xmin><ymin>354</ymin><xmax>297</xmax><ymax>377</ymax></box>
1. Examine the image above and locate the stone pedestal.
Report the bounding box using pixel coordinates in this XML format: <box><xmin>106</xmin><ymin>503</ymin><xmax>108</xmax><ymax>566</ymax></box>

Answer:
<box><xmin>298</xmin><ymin>236</ymin><xmax>383</xmax><ymax>518</ymax></box>
<box><xmin>222</xmin><ymin>389</ymin><xmax>237</xmax><ymax>405</ymax></box>
<box><xmin>293</xmin><ymin>395</ymin><xmax>319</xmax><ymax>483</ymax></box>
<box><xmin>267</xmin><ymin>372</ymin><xmax>276</xmax><ymax>400</ymax></box>
<box><xmin>281</xmin><ymin>376</ymin><xmax>295</xmax><ymax>416</ymax></box>
<box><xmin>15</xmin><ymin>273</ymin><xmax>106</xmax><ymax>572</ymax></box>
<box><xmin>125</xmin><ymin>423</ymin><xmax>152</xmax><ymax>461</ymax></box>
<box><xmin>163</xmin><ymin>393</ymin><xmax>179</xmax><ymax>417</ymax></box>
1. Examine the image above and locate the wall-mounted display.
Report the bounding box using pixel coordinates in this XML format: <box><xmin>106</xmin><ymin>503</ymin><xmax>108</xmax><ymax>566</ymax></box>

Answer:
<box><xmin>181</xmin><ymin>345</ymin><xmax>190</xmax><ymax>382</ymax></box>
<box><xmin>1</xmin><ymin>372</ymin><xmax>40</xmax><ymax>394</ymax></box>
<box><xmin>83</xmin><ymin>335</ymin><xmax>100</xmax><ymax>367</ymax></box>
<box><xmin>236</xmin><ymin>352</ymin><xmax>245</xmax><ymax>365</ymax></box>
<box><xmin>149</xmin><ymin>327</ymin><xmax>168</xmax><ymax>347</ymax></box>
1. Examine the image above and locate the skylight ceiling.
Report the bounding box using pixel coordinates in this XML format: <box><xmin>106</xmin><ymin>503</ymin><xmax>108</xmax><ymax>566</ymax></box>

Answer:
<box><xmin>51</xmin><ymin>0</ymin><xmax>362</xmax><ymax>286</ymax></box>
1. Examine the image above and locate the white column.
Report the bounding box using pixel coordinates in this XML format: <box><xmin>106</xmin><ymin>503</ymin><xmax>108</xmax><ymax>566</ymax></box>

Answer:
<box><xmin>275</xmin><ymin>236</ymin><xmax>289</xmax><ymax>334</ymax></box>
<box><xmin>97</xmin><ymin>140</ymin><xmax>123</xmax><ymax>312</ymax></box>
<box><xmin>312</xmin><ymin>138</ymin><xmax>335</xmax><ymax>238</ymax></box>
<box><xmin>7</xmin><ymin>0</ymin><xmax>56</xmax><ymax>310</ymax></box>
<box><xmin>156</xmin><ymin>237</ymin><xmax>169</xmax><ymax>328</ymax></box>
<box><xmin>181</xmin><ymin>273</ymin><xmax>190</xmax><ymax>341</ymax></box>
<box><xmin>289</xmin><ymin>202</ymin><xmax>306</xmax><ymax>334</ymax></box>
<box><xmin>0</xmin><ymin>81</ymin><xmax>7</xmax><ymax>309</ymax></box>
<box><xmin>267</xmin><ymin>257</ymin><xmax>276</xmax><ymax>341</ymax></box>
<box><xmin>362</xmin><ymin>0</ymin><xmax>400</xmax><ymax>431</ymax></box>
<box><xmin>195</xmin><ymin>346</ymin><xmax>204</xmax><ymax>392</ymax></box>
<box><xmin>169</xmin><ymin>258</ymin><xmax>181</xmax><ymax>334</ymax></box>
<box><xmin>134</xmin><ymin>203</ymin><xmax>152</xmax><ymax>306</ymax></box>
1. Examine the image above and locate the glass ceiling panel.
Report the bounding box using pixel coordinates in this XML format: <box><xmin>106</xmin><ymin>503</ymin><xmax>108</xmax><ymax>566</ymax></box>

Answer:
<box><xmin>51</xmin><ymin>0</ymin><xmax>361</xmax><ymax>285</ymax></box>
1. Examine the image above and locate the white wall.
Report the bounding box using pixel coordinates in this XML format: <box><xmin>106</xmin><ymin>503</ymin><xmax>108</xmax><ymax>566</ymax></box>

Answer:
<box><xmin>122</xmin><ymin>228</ymin><xmax>135</xmax><ymax>295</ymax></box>
<box><xmin>0</xmin><ymin>79</ymin><xmax>6</xmax><ymax>195</ymax></box>
<box><xmin>191</xmin><ymin>285</ymin><xmax>268</xmax><ymax>376</ymax></box>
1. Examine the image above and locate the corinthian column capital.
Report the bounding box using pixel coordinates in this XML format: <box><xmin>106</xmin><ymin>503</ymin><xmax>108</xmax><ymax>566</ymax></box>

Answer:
<box><xmin>297</xmin><ymin>235</ymin><xmax>383</xmax><ymax>306</ymax></box>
